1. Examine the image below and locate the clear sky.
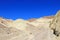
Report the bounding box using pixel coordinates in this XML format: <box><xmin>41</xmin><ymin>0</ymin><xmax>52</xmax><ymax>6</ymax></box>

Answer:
<box><xmin>0</xmin><ymin>0</ymin><xmax>60</xmax><ymax>20</ymax></box>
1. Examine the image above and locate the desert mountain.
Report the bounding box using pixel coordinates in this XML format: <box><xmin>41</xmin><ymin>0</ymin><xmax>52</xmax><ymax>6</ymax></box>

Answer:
<box><xmin>0</xmin><ymin>11</ymin><xmax>60</xmax><ymax>40</ymax></box>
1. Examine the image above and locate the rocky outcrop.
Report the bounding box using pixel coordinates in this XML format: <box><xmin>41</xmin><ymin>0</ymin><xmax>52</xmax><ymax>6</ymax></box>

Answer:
<box><xmin>50</xmin><ymin>11</ymin><xmax>60</xmax><ymax>36</ymax></box>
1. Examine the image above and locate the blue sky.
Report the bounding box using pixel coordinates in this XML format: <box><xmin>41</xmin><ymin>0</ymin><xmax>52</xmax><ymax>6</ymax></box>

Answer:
<box><xmin>0</xmin><ymin>0</ymin><xmax>60</xmax><ymax>20</ymax></box>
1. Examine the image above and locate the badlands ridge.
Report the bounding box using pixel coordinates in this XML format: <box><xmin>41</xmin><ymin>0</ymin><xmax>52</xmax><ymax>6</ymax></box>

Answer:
<box><xmin>0</xmin><ymin>11</ymin><xmax>60</xmax><ymax>40</ymax></box>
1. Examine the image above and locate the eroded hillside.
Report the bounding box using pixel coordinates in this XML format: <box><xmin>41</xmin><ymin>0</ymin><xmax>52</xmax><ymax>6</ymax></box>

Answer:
<box><xmin>0</xmin><ymin>11</ymin><xmax>60</xmax><ymax>40</ymax></box>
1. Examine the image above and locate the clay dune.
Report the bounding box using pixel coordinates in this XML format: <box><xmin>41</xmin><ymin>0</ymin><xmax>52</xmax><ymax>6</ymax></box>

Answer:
<box><xmin>0</xmin><ymin>11</ymin><xmax>60</xmax><ymax>40</ymax></box>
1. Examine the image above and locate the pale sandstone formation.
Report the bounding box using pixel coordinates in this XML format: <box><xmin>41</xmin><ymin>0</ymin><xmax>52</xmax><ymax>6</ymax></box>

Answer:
<box><xmin>0</xmin><ymin>17</ymin><xmax>13</xmax><ymax>27</ymax></box>
<box><xmin>28</xmin><ymin>18</ymin><xmax>36</xmax><ymax>22</ymax></box>
<box><xmin>49</xmin><ymin>11</ymin><xmax>60</xmax><ymax>40</ymax></box>
<box><xmin>0</xmin><ymin>23</ymin><xmax>30</xmax><ymax>40</ymax></box>
<box><xmin>0</xmin><ymin>21</ymin><xmax>57</xmax><ymax>40</ymax></box>
<box><xmin>0</xmin><ymin>11</ymin><xmax>60</xmax><ymax>40</ymax></box>
<box><xmin>8</xmin><ymin>19</ymin><xmax>30</xmax><ymax>30</ymax></box>
<box><xmin>28</xmin><ymin>17</ymin><xmax>53</xmax><ymax>28</ymax></box>
<box><xmin>50</xmin><ymin>11</ymin><xmax>60</xmax><ymax>36</ymax></box>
